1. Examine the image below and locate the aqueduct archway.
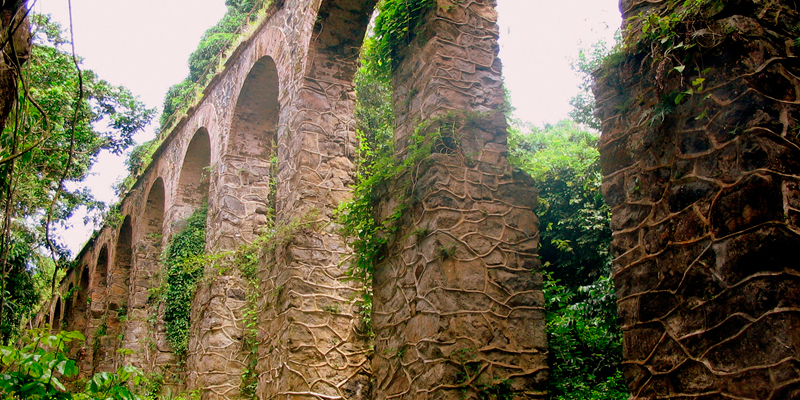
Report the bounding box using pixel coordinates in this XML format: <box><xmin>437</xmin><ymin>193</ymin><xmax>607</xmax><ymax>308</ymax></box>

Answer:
<box><xmin>45</xmin><ymin>0</ymin><xmax>800</xmax><ymax>399</ymax></box>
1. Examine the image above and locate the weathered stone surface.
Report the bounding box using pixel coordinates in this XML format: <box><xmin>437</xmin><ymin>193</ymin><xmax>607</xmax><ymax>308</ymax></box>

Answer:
<box><xmin>46</xmin><ymin>0</ymin><xmax>547</xmax><ymax>399</ymax></box>
<box><xmin>595</xmin><ymin>0</ymin><xmax>800</xmax><ymax>397</ymax></box>
<box><xmin>368</xmin><ymin>2</ymin><xmax>546</xmax><ymax>398</ymax></box>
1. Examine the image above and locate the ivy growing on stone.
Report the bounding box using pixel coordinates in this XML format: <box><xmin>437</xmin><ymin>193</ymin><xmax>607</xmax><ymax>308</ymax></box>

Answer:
<box><xmin>372</xmin><ymin>0</ymin><xmax>435</xmax><ymax>69</ymax></box>
<box><xmin>162</xmin><ymin>205</ymin><xmax>207</xmax><ymax>356</ymax></box>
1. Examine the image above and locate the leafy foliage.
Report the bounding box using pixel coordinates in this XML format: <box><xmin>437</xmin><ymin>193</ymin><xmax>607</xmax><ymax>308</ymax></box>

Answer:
<box><xmin>161</xmin><ymin>206</ymin><xmax>207</xmax><ymax>356</ymax></box>
<box><xmin>0</xmin><ymin>230</ymin><xmax>41</xmax><ymax>344</ymax></box>
<box><xmin>544</xmin><ymin>274</ymin><xmax>626</xmax><ymax>399</ymax></box>
<box><xmin>0</xmin><ymin>329</ymin><xmax>83</xmax><ymax>399</ymax></box>
<box><xmin>569</xmin><ymin>41</ymin><xmax>614</xmax><ymax>131</ymax></box>
<box><xmin>508</xmin><ymin>120</ymin><xmax>624</xmax><ymax>399</ymax></box>
<box><xmin>6</xmin><ymin>14</ymin><xmax>154</xmax><ymax>221</ymax></box>
<box><xmin>372</xmin><ymin>0</ymin><xmax>435</xmax><ymax>69</ymax></box>
<box><xmin>0</xmin><ymin>329</ymin><xmax>143</xmax><ymax>400</ymax></box>
<box><xmin>509</xmin><ymin>121</ymin><xmax>609</xmax><ymax>287</ymax></box>
<box><xmin>0</xmin><ymin>13</ymin><xmax>153</xmax><ymax>343</ymax></box>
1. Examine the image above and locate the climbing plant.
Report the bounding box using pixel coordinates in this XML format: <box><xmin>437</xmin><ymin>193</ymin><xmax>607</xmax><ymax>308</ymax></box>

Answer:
<box><xmin>161</xmin><ymin>205</ymin><xmax>207</xmax><ymax>356</ymax></box>
<box><xmin>372</xmin><ymin>0</ymin><xmax>435</xmax><ymax>69</ymax></box>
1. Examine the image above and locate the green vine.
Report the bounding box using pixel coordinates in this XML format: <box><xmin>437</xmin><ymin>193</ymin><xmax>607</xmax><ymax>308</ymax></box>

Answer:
<box><xmin>161</xmin><ymin>205</ymin><xmax>208</xmax><ymax>357</ymax></box>
<box><xmin>373</xmin><ymin>0</ymin><xmax>436</xmax><ymax>69</ymax></box>
<box><xmin>340</xmin><ymin>98</ymin><xmax>478</xmax><ymax>336</ymax></box>
<box><xmin>181</xmin><ymin>211</ymin><xmax>317</xmax><ymax>398</ymax></box>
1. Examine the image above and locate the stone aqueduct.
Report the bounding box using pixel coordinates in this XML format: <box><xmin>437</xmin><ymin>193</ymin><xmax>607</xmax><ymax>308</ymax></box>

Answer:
<box><xmin>41</xmin><ymin>0</ymin><xmax>800</xmax><ymax>399</ymax></box>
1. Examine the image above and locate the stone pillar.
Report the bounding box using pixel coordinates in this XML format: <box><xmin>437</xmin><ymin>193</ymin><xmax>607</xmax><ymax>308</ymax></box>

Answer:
<box><xmin>595</xmin><ymin>1</ymin><xmax>800</xmax><ymax>398</ymax></box>
<box><xmin>256</xmin><ymin>0</ymin><xmax>376</xmax><ymax>398</ymax></box>
<box><xmin>187</xmin><ymin>151</ymin><xmax>271</xmax><ymax>400</ymax></box>
<box><xmin>371</xmin><ymin>0</ymin><xmax>547</xmax><ymax>398</ymax></box>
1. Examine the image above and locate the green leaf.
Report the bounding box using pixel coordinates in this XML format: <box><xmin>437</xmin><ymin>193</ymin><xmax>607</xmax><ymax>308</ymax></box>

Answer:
<box><xmin>64</xmin><ymin>331</ymin><xmax>86</xmax><ymax>341</ymax></box>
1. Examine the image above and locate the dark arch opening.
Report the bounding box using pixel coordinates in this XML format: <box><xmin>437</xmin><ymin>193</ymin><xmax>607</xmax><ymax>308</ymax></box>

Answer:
<box><xmin>63</xmin><ymin>282</ymin><xmax>75</xmax><ymax>324</ymax></box>
<box><xmin>92</xmin><ymin>245</ymin><xmax>109</xmax><ymax>314</ymax></box>
<box><xmin>70</xmin><ymin>266</ymin><xmax>90</xmax><ymax>332</ymax></box>
<box><xmin>79</xmin><ymin>267</ymin><xmax>89</xmax><ymax>299</ymax></box>
<box><xmin>53</xmin><ymin>299</ymin><xmax>62</xmax><ymax>327</ymax></box>
<box><xmin>110</xmin><ymin>216</ymin><xmax>133</xmax><ymax>310</ymax></box>
<box><xmin>230</xmin><ymin>57</ymin><xmax>279</xmax><ymax>159</ymax></box>
<box><xmin>178</xmin><ymin>129</ymin><xmax>211</xmax><ymax>209</ymax></box>
<box><xmin>311</xmin><ymin>0</ymin><xmax>378</xmax><ymax>81</ymax></box>
<box><xmin>145</xmin><ymin>178</ymin><xmax>166</xmax><ymax>246</ymax></box>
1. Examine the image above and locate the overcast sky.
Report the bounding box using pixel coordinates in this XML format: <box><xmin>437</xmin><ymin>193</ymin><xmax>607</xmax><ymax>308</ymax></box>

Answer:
<box><xmin>33</xmin><ymin>0</ymin><xmax>621</xmax><ymax>253</ymax></box>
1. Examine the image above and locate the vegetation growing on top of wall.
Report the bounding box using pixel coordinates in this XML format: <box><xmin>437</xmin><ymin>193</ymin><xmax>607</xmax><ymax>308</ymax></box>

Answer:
<box><xmin>160</xmin><ymin>0</ymin><xmax>273</xmax><ymax>130</ymax></box>
<box><xmin>118</xmin><ymin>0</ymin><xmax>273</xmax><ymax>195</ymax></box>
<box><xmin>161</xmin><ymin>205</ymin><xmax>208</xmax><ymax>356</ymax></box>
<box><xmin>599</xmin><ymin>0</ymin><xmax>799</xmax><ymax>114</ymax></box>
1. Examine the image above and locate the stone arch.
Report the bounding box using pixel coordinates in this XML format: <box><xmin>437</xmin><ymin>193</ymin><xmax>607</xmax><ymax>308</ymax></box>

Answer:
<box><xmin>178</xmin><ymin>129</ymin><xmax>211</xmax><ymax>209</ymax></box>
<box><xmin>79</xmin><ymin>267</ymin><xmax>89</xmax><ymax>301</ymax></box>
<box><xmin>90</xmin><ymin>245</ymin><xmax>109</xmax><ymax>317</ymax></box>
<box><xmin>170</xmin><ymin>129</ymin><xmax>211</xmax><ymax>237</ymax></box>
<box><xmin>249</xmin><ymin>2</ymin><xmax>380</xmax><ymax>398</ymax></box>
<box><xmin>294</xmin><ymin>1</ymin><xmax>544</xmax><ymax>398</ymax></box>
<box><xmin>109</xmin><ymin>216</ymin><xmax>132</xmax><ymax>311</ymax></box>
<box><xmin>145</xmin><ymin>178</ymin><xmax>166</xmax><ymax>247</ymax></box>
<box><xmin>69</xmin><ymin>266</ymin><xmax>90</xmax><ymax>333</ymax></box>
<box><xmin>308</xmin><ymin>0</ymin><xmax>377</xmax><ymax>81</ymax></box>
<box><xmin>62</xmin><ymin>283</ymin><xmax>75</xmax><ymax>323</ymax></box>
<box><xmin>229</xmin><ymin>57</ymin><xmax>279</xmax><ymax>159</ymax></box>
<box><xmin>52</xmin><ymin>297</ymin><xmax>62</xmax><ymax>327</ymax></box>
<box><xmin>216</xmin><ymin>56</ymin><xmax>280</xmax><ymax>247</ymax></box>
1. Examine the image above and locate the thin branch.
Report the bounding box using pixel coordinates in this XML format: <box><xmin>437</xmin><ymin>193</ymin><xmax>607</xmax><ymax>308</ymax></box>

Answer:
<box><xmin>46</xmin><ymin>0</ymin><xmax>81</xmax><ymax>296</ymax></box>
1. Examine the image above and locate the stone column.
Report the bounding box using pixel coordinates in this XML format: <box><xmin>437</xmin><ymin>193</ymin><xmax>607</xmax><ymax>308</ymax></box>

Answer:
<box><xmin>256</xmin><ymin>0</ymin><xmax>376</xmax><ymax>398</ymax></box>
<box><xmin>371</xmin><ymin>0</ymin><xmax>547</xmax><ymax>398</ymax></box>
<box><xmin>595</xmin><ymin>1</ymin><xmax>800</xmax><ymax>398</ymax></box>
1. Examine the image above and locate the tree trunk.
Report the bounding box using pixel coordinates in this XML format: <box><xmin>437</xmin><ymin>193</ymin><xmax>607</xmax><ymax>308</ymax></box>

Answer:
<box><xmin>0</xmin><ymin>0</ymin><xmax>30</xmax><ymax>133</ymax></box>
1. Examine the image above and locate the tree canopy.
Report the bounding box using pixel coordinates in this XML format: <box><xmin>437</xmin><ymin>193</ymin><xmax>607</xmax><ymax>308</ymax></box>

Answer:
<box><xmin>0</xmin><ymin>13</ymin><xmax>154</xmax><ymax>342</ymax></box>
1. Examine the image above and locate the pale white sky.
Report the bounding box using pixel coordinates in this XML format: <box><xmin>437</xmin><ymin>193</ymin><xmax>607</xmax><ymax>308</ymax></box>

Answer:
<box><xmin>34</xmin><ymin>0</ymin><xmax>621</xmax><ymax>253</ymax></box>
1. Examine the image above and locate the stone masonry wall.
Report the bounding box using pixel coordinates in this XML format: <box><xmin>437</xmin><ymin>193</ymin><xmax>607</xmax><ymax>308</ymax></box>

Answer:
<box><xmin>371</xmin><ymin>0</ymin><xmax>546</xmax><ymax>398</ymax></box>
<box><xmin>45</xmin><ymin>0</ymin><xmax>546</xmax><ymax>399</ymax></box>
<box><xmin>594</xmin><ymin>0</ymin><xmax>800</xmax><ymax>398</ymax></box>
<box><xmin>254</xmin><ymin>0</ymin><xmax>376</xmax><ymax>397</ymax></box>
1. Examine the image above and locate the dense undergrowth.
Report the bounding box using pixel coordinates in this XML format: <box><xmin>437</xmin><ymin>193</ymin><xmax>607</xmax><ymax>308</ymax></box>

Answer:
<box><xmin>509</xmin><ymin>121</ymin><xmax>626</xmax><ymax>399</ymax></box>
